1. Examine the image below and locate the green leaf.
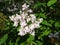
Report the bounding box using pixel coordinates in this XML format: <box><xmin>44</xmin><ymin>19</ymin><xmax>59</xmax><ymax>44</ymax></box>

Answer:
<box><xmin>17</xmin><ymin>26</ymin><xmax>21</xmax><ymax>31</ymax></box>
<box><xmin>20</xmin><ymin>42</ymin><xmax>26</xmax><ymax>45</ymax></box>
<box><xmin>27</xmin><ymin>21</ymin><xmax>32</xmax><ymax>25</ymax></box>
<box><xmin>15</xmin><ymin>37</ymin><xmax>20</xmax><ymax>45</ymax></box>
<box><xmin>39</xmin><ymin>13</ymin><xmax>46</xmax><ymax>19</ymax></box>
<box><xmin>4</xmin><ymin>43</ymin><xmax>6</xmax><ymax>45</ymax></box>
<box><xmin>35</xmin><ymin>13</ymin><xmax>46</xmax><ymax>19</ymax></box>
<box><xmin>42</xmin><ymin>20</ymin><xmax>52</xmax><ymax>27</ymax></box>
<box><xmin>38</xmin><ymin>27</ymin><xmax>51</xmax><ymax>40</ymax></box>
<box><xmin>48</xmin><ymin>20</ymin><xmax>54</xmax><ymax>24</ymax></box>
<box><xmin>42</xmin><ymin>29</ymin><xmax>50</xmax><ymax>36</ymax></box>
<box><xmin>36</xmin><ymin>41</ymin><xmax>43</xmax><ymax>45</ymax></box>
<box><xmin>33</xmin><ymin>2</ymin><xmax>41</xmax><ymax>8</ymax></box>
<box><xmin>0</xmin><ymin>34</ymin><xmax>8</xmax><ymax>45</ymax></box>
<box><xmin>41</xmin><ymin>8</ymin><xmax>44</xmax><ymax>12</ymax></box>
<box><xmin>9</xmin><ymin>40</ymin><xmax>14</xmax><ymax>45</ymax></box>
<box><xmin>47</xmin><ymin>0</ymin><xmax>57</xmax><ymax>6</ymax></box>
<box><xmin>27</xmin><ymin>35</ymin><xmax>34</xmax><ymax>43</ymax></box>
<box><xmin>55</xmin><ymin>22</ymin><xmax>60</xmax><ymax>28</ymax></box>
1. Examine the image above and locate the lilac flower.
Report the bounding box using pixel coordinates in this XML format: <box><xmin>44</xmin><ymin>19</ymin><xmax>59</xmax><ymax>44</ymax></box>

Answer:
<box><xmin>22</xmin><ymin>3</ymin><xmax>29</xmax><ymax>10</ymax></box>
<box><xmin>9</xmin><ymin>3</ymin><xmax>43</xmax><ymax>36</ymax></box>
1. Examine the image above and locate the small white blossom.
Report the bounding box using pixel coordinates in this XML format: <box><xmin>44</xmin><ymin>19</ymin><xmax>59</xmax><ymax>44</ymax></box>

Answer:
<box><xmin>38</xmin><ymin>18</ymin><xmax>43</xmax><ymax>23</ymax></box>
<box><xmin>28</xmin><ymin>9</ymin><xmax>33</xmax><ymax>13</ymax></box>
<box><xmin>22</xmin><ymin>8</ymin><xmax>26</xmax><ymax>10</ymax></box>
<box><xmin>26</xmin><ymin>16</ymin><xmax>31</xmax><ymax>22</ymax></box>
<box><xmin>29</xmin><ymin>24</ymin><xmax>35</xmax><ymax>30</ymax></box>
<box><xmin>24</xmin><ymin>26</ymin><xmax>31</xmax><ymax>33</ymax></box>
<box><xmin>20</xmin><ymin>10</ymin><xmax>22</xmax><ymax>14</ymax></box>
<box><xmin>18</xmin><ymin>30</ymin><xmax>26</xmax><ymax>36</ymax></box>
<box><xmin>34</xmin><ymin>23</ymin><xmax>40</xmax><ymax>28</ymax></box>
<box><xmin>13</xmin><ymin>21</ymin><xmax>18</xmax><ymax>27</ymax></box>
<box><xmin>21</xmin><ymin>12</ymin><xmax>28</xmax><ymax>19</ymax></box>
<box><xmin>20</xmin><ymin>21</ymin><xmax>27</xmax><ymax>28</ymax></box>
<box><xmin>22</xmin><ymin>3</ymin><xmax>29</xmax><ymax>10</ymax></box>
<box><xmin>22</xmin><ymin>3</ymin><xmax>26</xmax><ymax>8</ymax></box>
<box><xmin>29</xmin><ymin>30</ymin><xmax>35</xmax><ymax>36</ymax></box>
<box><xmin>9</xmin><ymin>15</ymin><xmax>15</xmax><ymax>21</ymax></box>
<box><xmin>30</xmin><ymin>14</ymin><xmax>36</xmax><ymax>19</ymax></box>
<box><xmin>16</xmin><ymin>14</ymin><xmax>21</xmax><ymax>19</ymax></box>
<box><xmin>30</xmin><ymin>14</ymin><xmax>36</xmax><ymax>23</ymax></box>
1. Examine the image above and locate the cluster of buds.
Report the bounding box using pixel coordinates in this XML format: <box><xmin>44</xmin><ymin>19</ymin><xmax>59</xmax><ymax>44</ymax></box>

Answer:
<box><xmin>9</xmin><ymin>3</ymin><xmax>43</xmax><ymax>36</ymax></box>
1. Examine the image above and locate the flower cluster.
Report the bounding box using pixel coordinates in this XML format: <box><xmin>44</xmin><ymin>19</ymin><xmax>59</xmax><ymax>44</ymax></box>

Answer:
<box><xmin>48</xmin><ymin>32</ymin><xmax>59</xmax><ymax>39</ymax></box>
<box><xmin>9</xmin><ymin>3</ymin><xmax>43</xmax><ymax>36</ymax></box>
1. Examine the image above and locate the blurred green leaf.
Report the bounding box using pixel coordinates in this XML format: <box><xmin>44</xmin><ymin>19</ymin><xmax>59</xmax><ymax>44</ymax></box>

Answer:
<box><xmin>33</xmin><ymin>2</ymin><xmax>41</xmax><ymax>8</ymax></box>
<box><xmin>15</xmin><ymin>37</ymin><xmax>20</xmax><ymax>45</ymax></box>
<box><xmin>20</xmin><ymin>42</ymin><xmax>25</xmax><ymax>45</ymax></box>
<box><xmin>42</xmin><ymin>29</ymin><xmax>50</xmax><ymax>36</ymax></box>
<box><xmin>38</xmin><ymin>27</ymin><xmax>51</xmax><ymax>40</ymax></box>
<box><xmin>41</xmin><ymin>8</ymin><xmax>44</xmax><ymax>12</ymax></box>
<box><xmin>36</xmin><ymin>41</ymin><xmax>43</xmax><ymax>45</ymax></box>
<box><xmin>9</xmin><ymin>40</ymin><xmax>14</xmax><ymax>45</ymax></box>
<box><xmin>17</xmin><ymin>26</ymin><xmax>21</xmax><ymax>31</ymax></box>
<box><xmin>4</xmin><ymin>43</ymin><xmax>6</xmax><ymax>45</ymax></box>
<box><xmin>42</xmin><ymin>20</ymin><xmax>52</xmax><ymax>27</ymax></box>
<box><xmin>55</xmin><ymin>22</ymin><xmax>60</xmax><ymax>28</ymax></box>
<box><xmin>39</xmin><ymin>13</ymin><xmax>46</xmax><ymax>19</ymax></box>
<box><xmin>0</xmin><ymin>34</ymin><xmax>8</xmax><ymax>45</ymax></box>
<box><xmin>27</xmin><ymin>35</ymin><xmax>34</xmax><ymax>43</ymax></box>
<box><xmin>35</xmin><ymin>13</ymin><xmax>46</xmax><ymax>19</ymax></box>
<box><xmin>47</xmin><ymin>0</ymin><xmax>57</xmax><ymax>6</ymax></box>
<box><xmin>48</xmin><ymin>20</ymin><xmax>54</xmax><ymax>24</ymax></box>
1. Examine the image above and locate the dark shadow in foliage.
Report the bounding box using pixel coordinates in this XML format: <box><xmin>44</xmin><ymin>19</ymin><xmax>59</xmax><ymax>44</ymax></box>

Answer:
<box><xmin>18</xmin><ymin>34</ymin><xmax>30</xmax><ymax>45</ymax></box>
<box><xmin>0</xmin><ymin>0</ymin><xmax>24</xmax><ymax>16</ymax></box>
<box><xmin>6</xmin><ymin>28</ymin><xmax>18</xmax><ymax>45</ymax></box>
<box><xmin>34</xmin><ymin>28</ymin><xmax>43</xmax><ymax>42</ymax></box>
<box><xmin>43</xmin><ymin>35</ymin><xmax>55</xmax><ymax>45</ymax></box>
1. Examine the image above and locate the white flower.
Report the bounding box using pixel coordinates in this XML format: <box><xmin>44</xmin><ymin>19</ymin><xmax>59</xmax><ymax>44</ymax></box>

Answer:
<box><xmin>20</xmin><ymin>10</ymin><xmax>22</xmax><ymax>14</ymax></box>
<box><xmin>9</xmin><ymin>3</ymin><xmax>43</xmax><ymax>36</ymax></box>
<box><xmin>38</xmin><ymin>18</ymin><xmax>43</xmax><ymax>23</ymax></box>
<box><xmin>30</xmin><ymin>14</ymin><xmax>36</xmax><ymax>23</ymax></box>
<box><xmin>18</xmin><ymin>30</ymin><xmax>26</xmax><ymax>36</ymax></box>
<box><xmin>30</xmin><ymin>14</ymin><xmax>36</xmax><ymax>19</ymax></box>
<box><xmin>29</xmin><ymin>24</ymin><xmax>35</xmax><ymax>30</ymax></box>
<box><xmin>24</xmin><ymin>13</ymin><xmax>28</xmax><ymax>16</ymax></box>
<box><xmin>28</xmin><ymin>9</ymin><xmax>33</xmax><ymax>13</ymax></box>
<box><xmin>29</xmin><ymin>30</ymin><xmax>35</xmax><ymax>36</ymax></box>
<box><xmin>9</xmin><ymin>15</ymin><xmax>15</xmax><ymax>21</ymax></box>
<box><xmin>22</xmin><ymin>8</ymin><xmax>26</xmax><ymax>10</ymax></box>
<box><xmin>19</xmin><ymin>15</ymin><xmax>26</xmax><ymax>22</ymax></box>
<box><xmin>31</xmin><ymin>18</ymin><xmax>36</xmax><ymax>23</ymax></box>
<box><xmin>22</xmin><ymin>3</ymin><xmax>29</xmax><ymax>10</ymax></box>
<box><xmin>24</xmin><ymin>26</ymin><xmax>31</xmax><ymax>33</ymax></box>
<box><xmin>16</xmin><ymin>14</ymin><xmax>21</xmax><ymax>19</ymax></box>
<box><xmin>20</xmin><ymin>21</ymin><xmax>27</xmax><ymax>28</ymax></box>
<box><xmin>21</xmin><ymin>12</ymin><xmax>28</xmax><ymax>19</ymax></box>
<box><xmin>34</xmin><ymin>23</ymin><xmax>40</xmax><ymax>28</ymax></box>
<box><xmin>21</xmin><ymin>13</ymin><xmax>25</xmax><ymax>19</ymax></box>
<box><xmin>22</xmin><ymin>3</ymin><xmax>29</xmax><ymax>8</ymax></box>
<box><xmin>22</xmin><ymin>3</ymin><xmax>26</xmax><ymax>8</ymax></box>
<box><xmin>26</xmin><ymin>16</ymin><xmax>31</xmax><ymax>22</ymax></box>
<box><xmin>13</xmin><ymin>21</ymin><xmax>18</xmax><ymax>27</ymax></box>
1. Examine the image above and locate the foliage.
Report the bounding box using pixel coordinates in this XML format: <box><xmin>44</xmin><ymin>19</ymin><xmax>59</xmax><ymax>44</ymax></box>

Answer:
<box><xmin>47</xmin><ymin>0</ymin><xmax>57</xmax><ymax>6</ymax></box>
<box><xmin>0</xmin><ymin>0</ymin><xmax>60</xmax><ymax>45</ymax></box>
<box><xmin>0</xmin><ymin>34</ymin><xmax>8</xmax><ymax>45</ymax></box>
